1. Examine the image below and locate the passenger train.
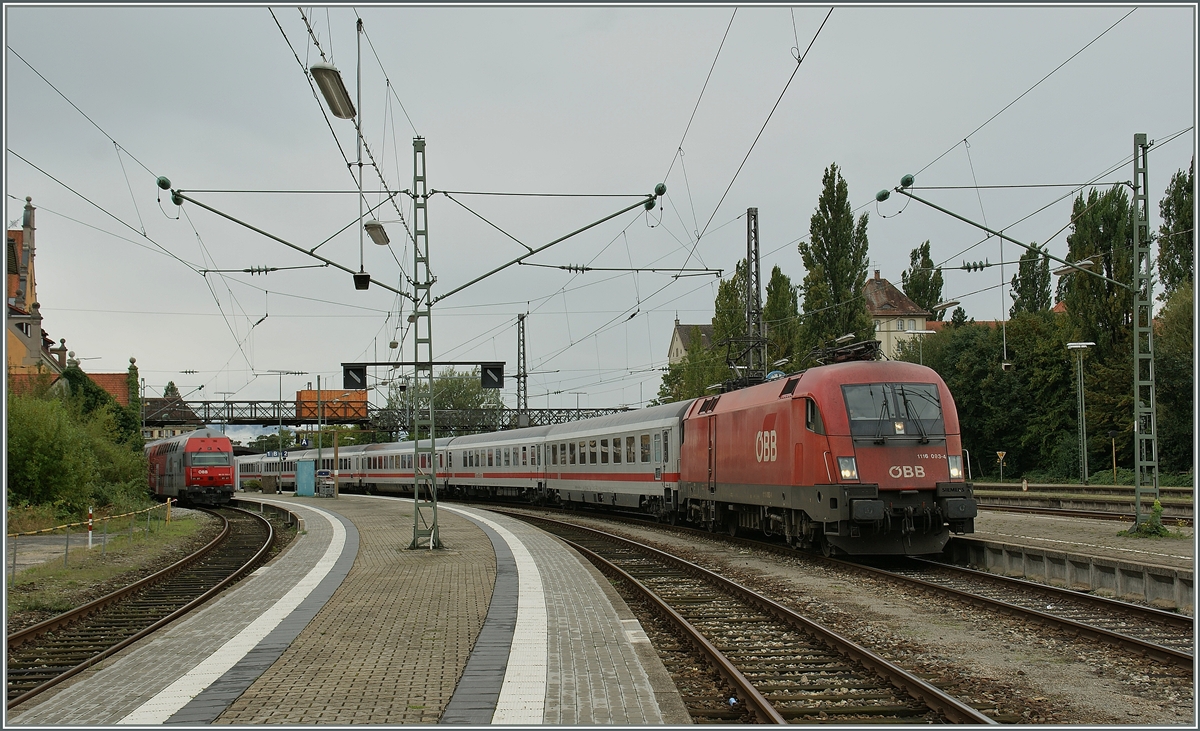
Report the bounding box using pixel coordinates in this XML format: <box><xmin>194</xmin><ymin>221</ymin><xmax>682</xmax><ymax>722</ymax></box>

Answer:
<box><xmin>146</xmin><ymin>428</ymin><xmax>236</xmax><ymax>506</ymax></box>
<box><xmin>236</xmin><ymin>352</ymin><xmax>977</xmax><ymax>555</ymax></box>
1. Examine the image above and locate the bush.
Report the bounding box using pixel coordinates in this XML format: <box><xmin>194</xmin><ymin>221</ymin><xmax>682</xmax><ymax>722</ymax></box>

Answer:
<box><xmin>6</xmin><ymin>394</ymin><xmax>98</xmax><ymax>511</ymax></box>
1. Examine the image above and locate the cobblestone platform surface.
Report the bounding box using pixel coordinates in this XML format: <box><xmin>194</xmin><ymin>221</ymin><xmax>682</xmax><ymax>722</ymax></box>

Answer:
<box><xmin>6</xmin><ymin>494</ymin><xmax>687</xmax><ymax>726</ymax></box>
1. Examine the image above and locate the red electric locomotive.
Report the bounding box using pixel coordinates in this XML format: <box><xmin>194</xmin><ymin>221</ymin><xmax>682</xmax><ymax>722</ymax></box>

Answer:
<box><xmin>679</xmin><ymin>358</ymin><xmax>975</xmax><ymax>555</ymax></box>
<box><xmin>145</xmin><ymin>428</ymin><xmax>236</xmax><ymax>506</ymax></box>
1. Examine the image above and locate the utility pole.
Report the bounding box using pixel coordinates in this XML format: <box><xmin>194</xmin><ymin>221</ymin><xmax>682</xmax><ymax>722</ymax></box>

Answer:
<box><xmin>1131</xmin><ymin>133</ymin><xmax>1160</xmax><ymax>526</ymax></box>
<box><xmin>409</xmin><ymin>137</ymin><xmax>440</xmax><ymax>549</ymax></box>
<box><xmin>745</xmin><ymin>207</ymin><xmax>766</xmax><ymax>382</ymax></box>
<box><xmin>517</xmin><ymin>313</ymin><xmax>529</xmax><ymax>427</ymax></box>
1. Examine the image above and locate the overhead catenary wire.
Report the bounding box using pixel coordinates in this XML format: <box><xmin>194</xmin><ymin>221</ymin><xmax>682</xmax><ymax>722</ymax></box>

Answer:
<box><xmin>679</xmin><ymin>7</ymin><xmax>833</xmax><ymax>275</ymax></box>
<box><xmin>915</xmin><ymin>7</ymin><xmax>1136</xmax><ymax>178</ymax></box>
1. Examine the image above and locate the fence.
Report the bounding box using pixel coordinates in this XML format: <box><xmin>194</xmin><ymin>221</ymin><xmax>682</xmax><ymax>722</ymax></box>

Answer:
<box><xmin>7</xmin><ymin>500</ymin><xmax>177</xmax><ymax>586</ymax></box>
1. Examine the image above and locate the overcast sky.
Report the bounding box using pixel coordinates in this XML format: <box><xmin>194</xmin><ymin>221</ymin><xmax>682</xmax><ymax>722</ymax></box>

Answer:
<box><xmin>5</xmin><ymin>4</ymin><xmax>1195</xmax><ymax>434</ymax></box>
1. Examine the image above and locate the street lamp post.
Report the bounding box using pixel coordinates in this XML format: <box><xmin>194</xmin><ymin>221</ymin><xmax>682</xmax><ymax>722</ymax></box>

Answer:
<box><xmin>265</xmin><ymin>370</ymin><xmax>306</xmax><ymax>481</ymax></box>
<box><xmin>1067</xmin><ymin>343</ymin><xmax>1095</xmax><ymax>485</ymax></box>
<box><xmin>910</xmin><ymin>330</ymin><xmax>936</xmax><ymax>365</ymax></box>
<box><xmin>1108</xmin><ymin>429</ymin><xmax>1120</xmax><ymax>486</ymax></box>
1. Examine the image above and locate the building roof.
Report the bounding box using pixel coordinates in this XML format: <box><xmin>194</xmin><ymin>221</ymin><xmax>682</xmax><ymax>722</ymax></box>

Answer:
<box><xmin>89</xmin><ymin>373</ymin><xmax>132</xmax><ymax>406</ymax></box>
<box><xmin>143</xmin><ymin>397</ymin><xmax>204</xmax><ymax>424</ymax></box>
<box><xmin>672</xmin><ymin>321</ymin><xmax>713</xmax><ymax>351</ymax></box>
<box><xmin>864</xmin><ymin>270</ymin><xmax>931</xmax><ymax>318</ymax></box>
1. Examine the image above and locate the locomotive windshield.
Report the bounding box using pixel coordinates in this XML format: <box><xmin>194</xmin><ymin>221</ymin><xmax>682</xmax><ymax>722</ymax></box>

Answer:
<box><xmin>189</xmin><ymin>452</ymin><xmax>232</xmax><ymax>466</ymax></box>
<box><xmin>842</xmin><ymin>383</ymin><xmax>944</xmax><ymax>442</ymax></box>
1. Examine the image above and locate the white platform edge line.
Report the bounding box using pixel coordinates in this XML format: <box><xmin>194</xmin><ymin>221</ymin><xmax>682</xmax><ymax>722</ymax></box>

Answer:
<box><xmin>116</xmin><ymin>501</ymin><xmax>346</xmax><ymax>725</ymax></box>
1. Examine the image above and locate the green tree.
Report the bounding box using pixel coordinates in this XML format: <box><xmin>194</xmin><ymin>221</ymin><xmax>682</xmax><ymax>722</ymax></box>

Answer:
<box><xmin>1155</xmin><ymin>282</ymin><xmax>1193</xmax><ymax>473</ymax></box>
<box><xmin>1057</xmin><ymin>185</ymin><xmax>1134</xmax><ymax>353</ymax></box>
<box><xmin>1157</xmin><ymin>158</ymin><xmax>1194</xmax><ymax>298</ymax></box>
<box><xmin>950</xmin><ymin>306</ymin><xmax>969</xmax><ymax>328</ymax></box>
<box><xmin>763</xmin><ymin>265</ymin><xmax>800</xmax><ymax>368</ymax></box>
<box><xmin>163</xmin><ymin>380</ymin><xmax>179</xmax><ymax>398</ymax></box>
<box><xmin>6</xmin><ymin>393</ymin><xmax>98</xmax><ymax>510</ymax></box>
<box><xmin>798</xmin><ymin>163</ymin><xmax>873</xmax><ymax>358</ymax></box>
<box><xmin>249</xmin><ymin>429</ymin><xmax>295</xmax><ymax>453</ymax></box>
<box><xmin>901</xmin><ymin>241</ymin><xmax>946</xmax><ymax>320</ymax></box>
<box><xmin>1009</xmin><ymin>242</ymin><xmax>1052</xmax><ymax>316</ymax></box>
<box><xmin>392</xmin><ymin>367</ymin><xmax>505</xmax><ymax>438</ymax></box>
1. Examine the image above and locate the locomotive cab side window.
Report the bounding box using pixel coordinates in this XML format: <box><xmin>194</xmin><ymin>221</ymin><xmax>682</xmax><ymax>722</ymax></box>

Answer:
<box><xmin>805</xmin><ymin>398</ymin><xmax>825</xmax><ymax>434</ymax></box>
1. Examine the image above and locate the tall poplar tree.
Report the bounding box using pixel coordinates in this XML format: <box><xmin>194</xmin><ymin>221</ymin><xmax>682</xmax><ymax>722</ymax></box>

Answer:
<box><xmin>763</xmin><ymin>265</ymin><xmax>799</xmax><ymax>367</ymax></box>
<box><xmin>1157</xmin><ymin>158</ymin><xmax>1194</xmax><ymax>298</ymax></box>
<box><xmin>1009</xmin><ymin>242</ymin><xmax>1052</xmax><ymax>316</ymax></box>
<box><xmin>797</xmin><ymin>164</ymin><xmax>872</xmax><ymax>356</ymax></box>
<box><xmin>901</xmin><ymin>241</ymin><xmax>945</xmax><ymax>319</ymax></box>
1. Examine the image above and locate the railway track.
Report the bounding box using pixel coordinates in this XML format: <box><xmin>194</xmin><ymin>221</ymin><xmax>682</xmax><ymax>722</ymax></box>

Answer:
<box><xmin>5</xmin><ymin>506</ymin><xmax>274</xmax><ymax>710</ymax></box>
<box><xmin>505</xmin><ymin>506</ymin><xmax>1193</xmax><ymax>675</ymax></box>
<box><xmin>500</xmin><ymin>510</ymin><xmax>995</xmax><ymax>725</ymax></box>
<box><xmin>978</xmin><ymin>503</ymin><xmax>1193</xmax><ymax>527</ymax></box>
<box><xmin>854</xmin><ymin>557</ymin><xmax>1194</xmax><ymax>669</ymax></box>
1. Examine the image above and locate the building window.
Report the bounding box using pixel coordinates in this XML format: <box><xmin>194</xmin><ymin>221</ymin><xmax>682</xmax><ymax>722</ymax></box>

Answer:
<box><xmin>898</xmin><ymin>319</ymin><xmax>905</xmax><ymax>331</ymax></box>
<box><xmin>874</xmin><ymin>320</ymin><xmax>880</xmax><ymax>330</ymax></box>
<box><xmin>908</xmin><ymin>319</ymin><xmax>916</xmax><ymax>331</ymax></box>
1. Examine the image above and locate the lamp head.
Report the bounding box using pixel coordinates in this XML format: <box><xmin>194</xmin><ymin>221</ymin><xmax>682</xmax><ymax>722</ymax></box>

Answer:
<box><xmin>310</xmin><ymin>63</ymin><xmax>356</xmax><ymax>119</ymax></box>
<box><xmin>364</xmin><ymin>219</ymin><xmax>389</xmax><ymax>246</ymax></box>
<box><xmin>353</xmin><ymin>271</ymin><xmax>371</xmax><ymax>290</ymax></box>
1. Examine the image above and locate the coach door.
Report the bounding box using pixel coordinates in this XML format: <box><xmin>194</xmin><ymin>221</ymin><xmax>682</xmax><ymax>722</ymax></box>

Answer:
<box><xmin>707</xmin><ymin>417</ymin><xmax>716</xmax><ymax>493</ymax></box>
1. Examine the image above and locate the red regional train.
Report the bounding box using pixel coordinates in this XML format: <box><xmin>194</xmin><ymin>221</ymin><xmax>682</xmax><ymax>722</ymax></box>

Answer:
<box><xmin>145</xmin><ymin>428</ymin><xmax>236</xmax><ymax>506</ymax></box>
<box><xmin>236</xmin><ymin>351</ymin><xmax>976</xmax><ymax>555</ymax></box>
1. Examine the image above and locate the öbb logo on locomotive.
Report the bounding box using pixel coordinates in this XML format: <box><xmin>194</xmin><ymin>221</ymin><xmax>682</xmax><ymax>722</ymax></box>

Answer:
<box><xmin>754</xmin><ymin>430</ymin><xmax>778</xmax><ymax>462</ymax></box>
<box><xmin>234</xmin><ymin>358</ymin><xmax>977</xmax><ymax>556</ymax></box>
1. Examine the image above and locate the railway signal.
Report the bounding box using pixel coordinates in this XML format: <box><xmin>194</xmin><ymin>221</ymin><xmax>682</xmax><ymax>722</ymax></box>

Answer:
<box><xmin>343</xmin><ymin>365</ymin><xmax>367</xmax><ymax>390</ymax></box>
<box><xmin>481</xmin><ymin>363</ymin><xmax>504</xmax><ymax>389</ymax></box>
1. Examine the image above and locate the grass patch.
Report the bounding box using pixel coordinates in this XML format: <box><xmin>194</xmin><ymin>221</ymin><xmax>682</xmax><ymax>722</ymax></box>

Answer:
<box><xmin>1117</xmin><ymin>500</ymin><xmax>1190</xmax><ymax>539</ymax></box>
<box><xmin>6</xmin><ymin>513</ymin><xmax>209</xmax><ymax>622</ymax></box>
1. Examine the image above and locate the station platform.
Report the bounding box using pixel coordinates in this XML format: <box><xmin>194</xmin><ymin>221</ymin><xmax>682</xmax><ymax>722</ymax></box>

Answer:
<box><xmin>950</xmin><ymin>509</ymin><xmax>1194</xmax><ymax>612</ymax></box>
<box><xmin>971</xmin><ymin>509</ymin><xmax>1193</xmax><ymax>571</ymax></box>
<box><xmin>7</xmin><ymin>495</ymin><xmax>690</xmax><ymax>726</ymax></box>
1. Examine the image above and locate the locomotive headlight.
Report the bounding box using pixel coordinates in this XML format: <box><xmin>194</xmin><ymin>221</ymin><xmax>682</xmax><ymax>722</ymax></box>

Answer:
<box><xmin>837</xmin><ymin>456</ymin><xmax>859</xmax><ymax>481</ymax></box>
<box><xmin>948</xmin><ymin>455</ymin><xmax>963</xmax><ymax>481</ymax></box>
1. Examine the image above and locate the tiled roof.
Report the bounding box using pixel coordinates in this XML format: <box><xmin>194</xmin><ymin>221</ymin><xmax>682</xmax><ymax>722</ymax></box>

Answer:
<box><xmin>673</xmin><ymin>323</ymin><xmax>713</xmax><ymax>351</ymax></box>
<box><xmin>864</xmin><ymin>274</ymin><xmax>930</xmax><ymax>317</ymax></box>
<box><xmin>89</xmin><ymin>373</ymin><xmax>132</xmax><ymax>406</ymax></box>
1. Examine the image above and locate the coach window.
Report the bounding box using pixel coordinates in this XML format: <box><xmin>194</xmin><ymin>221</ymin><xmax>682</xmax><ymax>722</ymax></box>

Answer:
<box><xmin>600</xmin><ymin>439</ymin><xmax>609</xmax><ymax>464</ymax></box>
<box><xmin>549</xmin><ymin>444</ymin><xmax>556</xmax><ymax>465</ymax></box>
<box><xmin>653</xmin><ymin>433</ymin><xmax>661</xmax><ymax>463</ymax></box>
<box><xmin>578</xmin><ymin>441</ymin><xmax>586</xmax><ymax>463</ymax></box>
<box><xmin>520</xmin><ymin>446</ymin><xmax>527</xmax><ymax>466</ymax></box>
<box><xmin>569</xmin><ymin>442</ymin><xmax>576</xmax><ymax>464</ymax></box>
<box><xmin>588</xmin><ymin>440</ymin><xmax>596</xmax><ymax>464</ymax></box>
<box><xmin>662</xmin><ymin>429</ymin><xmax>670</xmax><ymax>462</ymax></box>
<box><xmin>487</xmin><ymin>449</ymin><xmax>493</xmax><ymax>467</ymax></box>
<box><xmin>626</xmin><ymin>435</ymin><xmax>636</xmax><ymax>463</ymax></box>
<box><xmin>641</xmin><ymin>434</ymin><xmax>651</xmax><ymax>463</ymax></box>
<box><xmin>536</xmin><ymin>445</ymin><xmax>542</xmax><ymax>466</ymax></box>
<box><xmin>612</xmin><ymin>437</ymin><xmax>621</xmax><ymax>464</ymax></box>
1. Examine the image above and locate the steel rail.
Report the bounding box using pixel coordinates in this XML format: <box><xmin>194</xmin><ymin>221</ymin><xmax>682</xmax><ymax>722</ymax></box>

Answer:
<box><xmin>979</xmin><ymin>504</ymin><xmax>1193</xmax><ymax>527</ymax></box>
<box><xmin>839</xmin><ymin>558</ymin><xmax>1194</xmax><ymax>670</ymax></box>
<box><xmin>563</xmin><ymin>537</ymin><xmax>786</xmax><ymax>724</ymax></box>
<box><xmin>6</xmin><ymin>507</ymin><xmax>275</xmax><ymax>710</ymax></box>
<box><xmin>6</xmin><ymin>509</ymin><xmax>231</xmax><ymax>649</ymax></box>
<box><xmin>911</xmin><ymin>558</ymin><xmax>1194</xmax><ymax>631</ymax></box>
<box><xmin>506</xmin><ymin>511</ymin><xmax>996</xmax><ymax>725</ymax></box>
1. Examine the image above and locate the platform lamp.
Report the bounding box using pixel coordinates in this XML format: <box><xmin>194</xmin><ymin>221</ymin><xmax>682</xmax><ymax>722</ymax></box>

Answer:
<box><xmin>311</xmin><ymin>19</ymin><xmax>388</xmax><ymax>292</ymax></box>
<box><xmin>1067</xmin><ymin>342</ymin><xmax>1095</xmax><ymax>485</ymax></box>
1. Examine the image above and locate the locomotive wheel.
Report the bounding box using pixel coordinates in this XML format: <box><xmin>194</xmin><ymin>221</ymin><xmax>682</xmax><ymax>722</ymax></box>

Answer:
<box><xmin>726</xmin><ymin>517</ymin><xmax>738</xmax><ymax>537</ymax></box>
<box><xmin>819</xmin><ymin>534</ymin><xmax>835</xmax><ymax>557</ymax></box>
<box><xmin>667</xmin><ymin>511</ymin><xmax>677</xmax><ymax>526</ymax></box>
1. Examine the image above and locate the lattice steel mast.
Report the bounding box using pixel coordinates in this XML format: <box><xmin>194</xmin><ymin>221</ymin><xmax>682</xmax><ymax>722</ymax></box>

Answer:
<box><xmin>410</xmin><ymin>137</ymin><xmax>441</xmax><ymax>549</ymax></box>
<box><xmin>1131</xmin><ymin>133</ymin><xmax>1160</xmax><ymax>526</ymax></box>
